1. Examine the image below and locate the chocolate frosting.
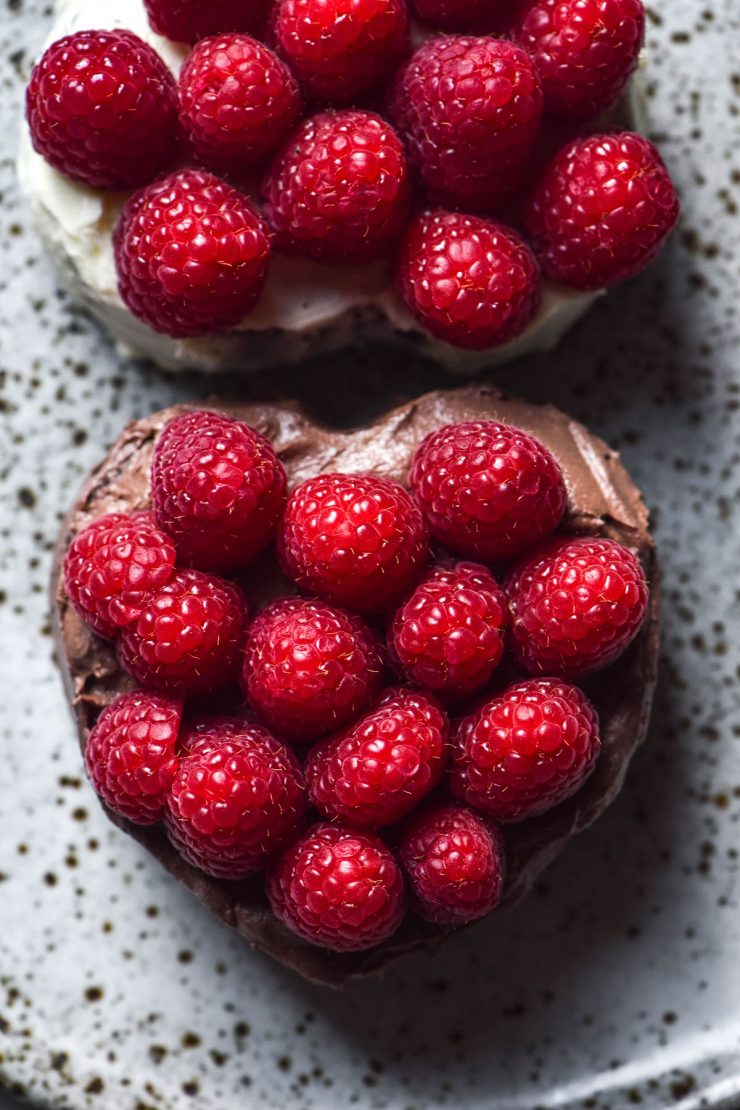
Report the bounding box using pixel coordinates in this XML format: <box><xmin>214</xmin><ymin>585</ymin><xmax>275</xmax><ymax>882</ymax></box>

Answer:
<box><xmin>51</xmin><ymin>385</ymin><xmax>659</xmax><ymax>987</ymax></box>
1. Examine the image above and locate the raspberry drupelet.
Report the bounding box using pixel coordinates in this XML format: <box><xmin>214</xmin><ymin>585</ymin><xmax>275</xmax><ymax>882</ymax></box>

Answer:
<box><xmin>26</xmin><ymin>30</ymin><xmax>178</xmax><ymax>190</ymax></box>
<box><xmin>63</xmin><ymin>511</ymin><xmax>175</xmax><ymax>640</ymax></box>
<box><xmin>166</xmin><ymin>722</ymin><xmax>307</xmax><ymax>879</ymax></box>
<box><xmin>399</xmin><ymin>803</ymin><xmax>506</xmax><ymax>925</ymax></box>
<box><xmin>409</xmin><ymin>420</ymin><xmax>567</xmax><ymax>562</ymax></box>
<box><xmin>150</xmin><ymin>410</ymin><xmax>287</xmax><ymax>573</ymax></box>
<box><xmin>278</xmin><ymin>471</ymin><xmax>428</xmax><ymax>614</ymax></box>
<box><xmin>84</xmin><ymin>690</ymin><xmax>182</xmax><ymax>825</ymax></box>
<box><xmin>305</xmin><ymin>687</ymin><xmax>449</xmax><ymax>828</ymax></box>
<box><xmin>263</xmin><ymin>110</ymin><xmax>411</xmax><ymax>264</ymax></box>
<box><xmin>144</xmin><ymin>0</ymin><xmax>271</xmax><ymax>43</ymax></box>
<box><xmin>267</xmin><ymin>822</ymin><xmax>406</xmax><ymax>951</ymax></box>
<box><xmin>506</xmin><ymin>536</ymin><xmax>649</xmax><ymax>677</ymax></box>
<box><xmin>389</xmin><ymin>562</ymin><xmax>508</xmax><ymax>700</ymax></box>
<box><xmin>114</xmin><ymin>169</ymin><xmax>271</xmax><ymax>338</ymax></box>
<box><xmin>397</xmin><ymin>211</ymin><xmax>541</xmax><ymax>351</ymax></box>
<box><xmin>450</xmin><ymin>679</ymin><xmax>601</xmax><ymax>822</ymax></box>
<box><xmin>273</xmin><ymin>0</ymin><xmax>409</xmax><ymax>107</ymax></box>
<box><xmin>177</xmin><ymin>34</ymin><xmax>301</xmax><ymax>172</ymax></box>
<box><xmin>117</xmin><ymin>569</ymin><xmax>248</xmax><ymax>697</ymax></box>
<box><xmin>388</xmin><ymin>36</ymin><xmax>543</xmax><ymax>213</ymax></box>
<box><xmin>242</xmin><ymin>598</ymin><xmax>385</xmax><ymax>744</ymax></box>
<box><xmin>507</xmin><ymin>0</ymin><xmax>645</xmax><ymax>122</ymax></box>
<box><xmin>523</xmin><ymin>132</ymin><xmax>680</xmax><ymax>290</ymax></box>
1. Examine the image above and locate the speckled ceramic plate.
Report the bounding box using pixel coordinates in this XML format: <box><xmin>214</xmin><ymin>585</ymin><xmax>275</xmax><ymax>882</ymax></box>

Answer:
<box><xmin>2</xmin><ymin>2</ymin><xmax>740</xmax><ymax>1109</ymax></box>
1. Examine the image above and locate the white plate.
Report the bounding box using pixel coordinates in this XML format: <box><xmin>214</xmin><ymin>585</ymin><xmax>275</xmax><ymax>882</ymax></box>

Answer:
<box><xmin>1</xmin><ymin>1</ymin><xmax>739</xmax><ymax>1108</ymax></box>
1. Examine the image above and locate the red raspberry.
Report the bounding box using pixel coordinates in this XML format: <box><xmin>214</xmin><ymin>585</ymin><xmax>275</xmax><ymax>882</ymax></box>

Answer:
<box><xmin>409</xmin><ymin>0</ymin><xmax>503</xmax><ymax>31</ymax></box>
<box><xmin>450</xmin><ymin>679</ymin><xmax>601</xmax><ymax>821</ymax></box>
<box><xmin>389</xmin><ymin>562</ymin><xmax>508</xmax><ymax>700</ymax></box>
<box><xmin>180</xmin><ymin>715</ymin><xmax>252</xmax><ymax>749</ymax></box>
<box><xmin>523</xmin><ymin>132</ymin><xmax>680</xmax><ymax>290</ymax></box>
<box><xmin>84</xmin><ymin>691</ymin><xmax>182</xmax><ymax>825</ymax></box>
<box><xmin>166</xmin><ymin>723</ymin><xmax>307</xmax><ymax>879</ymax></box>
<box><xmin>508</xmin><ymin>0</ymin><xmax>645</xmax><ymax>122</ymax></box>
<box><xmin>397</xmin><ymin>211</ymin><xmax>541</xmax><ymax>351</ymax></box>
<box><xmin>398</xmin><ymin>803</ymin><xmax>505</xmax><ymax>924</ymax></box>
<box><xmin>63</xmin><ymin>511</ymin><xmax>175</xmax><ymax>640</ymax></box>
<box><xmin>117</xmin><ymin>569</ymin><xmax>248</xmax><ymax>696</ymax></box>
<box><xmin>242</xmin><ymin>599</ymin><xmax>385</xmax><ymax>745</ymax></box>
<box><xmin>274</xmin><ymin>0</ymin><xmax>409</xmax><ymax>106</ymax></box>
<box><xmin>144</xmin><ymin>0</ymin><xmax>271</xmax><ymax>43</ymax></box>
<box><xmin>151</xmin><ymin>410</ymin><xmax>286</xmax><ymax>573</ymax></box>
<box><xmin>388</xmin><ymin>36</ymin><xmax>542</xmax><ymax>213</ymax></box>
<box><xmin>409</xmin><ymin>421</ymin><xmax>567</xmax><ymax>562</ymax></box>
<box><xmin>505</xmin><ymin>536</ymin><xmax>649</xmax><ymax>677</ymax></box>
<box><xmin>305</xmin><ymin>688</ymin><xmax>448</xmax><ymax>828</ymax></box>
<box><xmin>114</xmin><ymin>169</ymin><xmax>271</xmax><ymax>338</ymax></box>
<box><xmin>26</xmin><ymin>30</ymin><xmax>178</xmax><ymax>189</ymax></box>
<box><xmin>177</xmin><ymin>34</ymin><xmax>301</xmax><ymax>172</ymax></box>
<box><xmin>263</xmin><ymin>110</ymin><xmax>411</xmax><ymax>264</ymax></box>
<box><xmin>267</xmin><ymin>822</ymin><xmax>405</xmax><ymax>951</ymax></box>
<box><xmin>278</xmin><ymin>472</ymin><xmax>428</xmax><ymax>614</ymax></box>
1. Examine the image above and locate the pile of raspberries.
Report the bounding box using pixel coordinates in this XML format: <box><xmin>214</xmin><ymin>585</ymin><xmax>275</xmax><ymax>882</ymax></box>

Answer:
<box><xmin>64</xmin><ymin>410</ymin><xmax>650</xmax><ymax>952</ymax></box>
<box><xmin>27</xmin><ymin>0</ymin><xmax>679</xmax><ymax>350</ymax></box>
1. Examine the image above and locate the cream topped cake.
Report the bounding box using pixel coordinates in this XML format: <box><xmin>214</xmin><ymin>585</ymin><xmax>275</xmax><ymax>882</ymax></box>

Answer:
<box><xmin>19</xmin><ymin>0</ymin><xmax>677</xmax><ymax>374</ymax></box>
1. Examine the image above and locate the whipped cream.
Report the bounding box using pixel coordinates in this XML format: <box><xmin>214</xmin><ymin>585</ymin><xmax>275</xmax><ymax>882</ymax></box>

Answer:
<box><xmin>19</xmin><ymin>0</ymin><xmax>614</xmax><ymax>375</ymax></box>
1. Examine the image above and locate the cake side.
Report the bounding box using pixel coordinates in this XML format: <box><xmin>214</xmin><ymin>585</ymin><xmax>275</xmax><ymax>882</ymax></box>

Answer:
<box><xmin>51</xmin><ymin>385</ymin><xmax>659</xmax><ymax>986</ymax></box>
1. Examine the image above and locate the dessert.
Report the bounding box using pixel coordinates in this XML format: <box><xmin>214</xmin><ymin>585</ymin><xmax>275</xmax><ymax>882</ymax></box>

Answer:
<box><xmin>19</xmin><ymin>0</ymin><xmax>678</xmax><ymax>374</ymax></box>
<box><xmin>53</xmin><ymin>385</ymin><xmax>659</xmax><ymax>985</ymax></box>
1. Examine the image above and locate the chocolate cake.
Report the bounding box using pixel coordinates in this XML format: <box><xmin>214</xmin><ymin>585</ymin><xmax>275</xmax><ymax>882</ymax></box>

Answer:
<box><xmin>51</xmin><ymin>385</ymin><xmax>659</xmax><ymax>986</ymax></box>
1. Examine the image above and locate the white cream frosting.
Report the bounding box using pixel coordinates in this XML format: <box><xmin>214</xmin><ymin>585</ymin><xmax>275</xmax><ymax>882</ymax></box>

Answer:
<box><xmin>18</xmin><ymin>0</ymin><xmax>609</xmax><ymax>374</ymax></box>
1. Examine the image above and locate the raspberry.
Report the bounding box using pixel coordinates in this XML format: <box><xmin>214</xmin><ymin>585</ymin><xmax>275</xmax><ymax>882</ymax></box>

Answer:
<box><xmin>166</xmin><ymin>722</ymin><xmax>307</xmax><ymax>879</ymax></box>
<box><xmin>389</xmin><ymin>562</ymin><xmax>508</xmax><ymax>700</ymax></box>
<box><xmin>242</xmin><ymin>598</ymin><xmax>385</xmax><ymax>744</ymax></box>
<box><xmin>263</xmin><ymin>110</ymin><xmax>411</xmax><ymax>264</ymax></box>
<box><xmin>397</xmin><ymin>211</ymin><xmax>541</xmax><ymax>351</ymax></box>
<box><xmin>114</xmin><ymin>169</ymin><xmax>271</xmax><ymax>338</ymax></box>
<box><xmin>398</xmin><ymin>803</ymin><xmax>505</xmax><ymax>924</ymax></box>
<box><xmin>523</xmin><ymin>132</ymin><xmax>680</xmax><ymax>290</ymax></box>
<box><xmin>267</xmin><ymin>822</ymin><xmax>405</xmax><ymax>951</ymax></box>
<box><xmin>305</xmin><ymin>687</ymin><xmax>448</xmax><ymax>828</ymax></box>
<box><xmin>508</xmin><ymin>0</ymin><xmax>645</xmax><ymax>122</ymax></box>
<box><xmin>180</xmin><ymin>715</ymin><xmax>252</xmax><ymax>749</ymax></box>
<box><xmin>388</xmin><ymin>36</ymin><xmax>542</xmax><ymax>213</ymax></box>
<box><xmin>63</xmin><ymin>511</ymin><xmax>175</xmax><ymax>640</ymax></box>
<box><xmin>117</xmin><ymin>569</ymin><xmax>248</xmax><ymax>696</ymax></box>
<box><xmin>505</xmin><ymin>536</ymin><xmax>649</xmax><ymax>677</ymax></box>
<box><xmin>26</xmin><ymin>30</ymin><xmax>178</xmax><ymax>189</ymax></box>
<box><xmin>144</xmin><ymin>0</ymin><xmax>271</xmax><ymax>44</ymax></box>
<box><xmin>177</xmin><ymin>34</ymin><xmax>301</xmax><ymax>172</ymax></box>
<box><xmin>409</xmin><ymin>0</ymin><xmax>502</xmax><ymax>31</ymax></box>
<box><xmin>278</xmin><ymin>472</ymin><xmax>428</xmax><ymax>614</ymax></box>
<box><xmin>409</xmin><ymin>421</ymin><xmax>567</xmax><ymax>562</ymax></box>
<box><xmin>274</xmin><ymin>0</ymin><xmax>409</xmax><ymax>106</ymax></box>
<box><xmin>151</xmin><ymin>410</ymin><xmax>287</xmax><ymax>573</ymax></box>
<box><xmin>450</xmin><ymin>679</ymin><xmax>601</xmax><ymax>821</ymax></box>
<box><xmin>84</xmin><ymin>691</ymin><xmax>182</xmax><ymax>825</ymax></box>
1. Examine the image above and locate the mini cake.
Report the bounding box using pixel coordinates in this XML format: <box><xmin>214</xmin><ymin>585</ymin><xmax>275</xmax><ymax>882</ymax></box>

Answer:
<box><xmin>20</xmin><ymin>0</ymin><xmax>679</xmax><ymax>374</ymax></box>
<box><xmin>52</xmin><ymin>385</ymin><xmax>659</xmax><ymax>985</ymax></box>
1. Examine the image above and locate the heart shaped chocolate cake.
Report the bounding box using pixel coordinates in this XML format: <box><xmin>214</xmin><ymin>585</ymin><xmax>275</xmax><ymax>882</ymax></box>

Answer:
<box><xmin>52</xmin><ymin>385</ymin><xmax>658</xmax><ymax>986</ymax></box>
